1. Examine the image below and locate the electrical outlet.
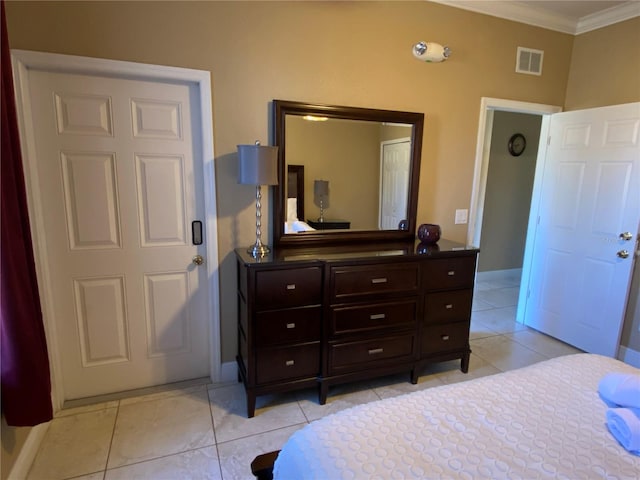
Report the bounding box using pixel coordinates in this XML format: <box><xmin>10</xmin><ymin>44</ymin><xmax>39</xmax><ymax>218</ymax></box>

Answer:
<box><xmin>455</xmin><ymin>209</ymin><xmax>468</xmax><ymax>225</ymax></box>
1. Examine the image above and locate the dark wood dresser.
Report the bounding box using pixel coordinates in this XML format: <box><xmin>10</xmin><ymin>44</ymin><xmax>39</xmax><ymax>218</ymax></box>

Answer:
<box><xmin>236</xmin><ymin>240</ymin><xmax>478</xmax><ymax>417</ymax></box>
<box><xmin>307</xmin><ymin>219</ymin><xmax>351</xmax><ymax>230</ymax></box>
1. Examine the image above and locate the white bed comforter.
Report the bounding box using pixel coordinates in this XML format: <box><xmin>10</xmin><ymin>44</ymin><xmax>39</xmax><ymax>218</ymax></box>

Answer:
<box><xmin>284</xmin><ymin>220</ymin><xmax>316</xmax><ymax>233</ymax></box>
<box><xmin>273</xmin><ymin>354</ymin><xmax>640</xmax><ymax>479</ymax></box>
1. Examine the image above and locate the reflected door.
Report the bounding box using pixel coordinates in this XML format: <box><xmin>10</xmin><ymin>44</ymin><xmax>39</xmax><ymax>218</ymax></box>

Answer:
<box><xmin>379</xmin><ymin>138</ymin><xmax>411</xmax><ymax>229</ymax></box>
<box><xmin>28</xmin><ymin>70</ymin><xmax>210</xmax><ymax>399</ymax></box>
<box><xmin>524</xmin><ymin>102</ymin><xmax>640</xmax><ymax>356</ymax></box>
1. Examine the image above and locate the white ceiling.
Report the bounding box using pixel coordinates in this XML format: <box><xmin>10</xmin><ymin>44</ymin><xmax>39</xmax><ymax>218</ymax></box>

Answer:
<box><xmin>517</xmin><ymin>1</ymin><xmax>627</xmax><ymax>18</ymax></box>
<box><xmin>431</xmin><ymin>0</ymin><xmax>640</xmax><ymax>34</ymax></box>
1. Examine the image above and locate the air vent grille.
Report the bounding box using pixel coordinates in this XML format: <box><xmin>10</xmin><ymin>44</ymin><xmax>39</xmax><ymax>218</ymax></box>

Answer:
<box><xmin>516</xmin><ymin>47</ymin><xmax>543</xmax><ymax>76</ymax></box>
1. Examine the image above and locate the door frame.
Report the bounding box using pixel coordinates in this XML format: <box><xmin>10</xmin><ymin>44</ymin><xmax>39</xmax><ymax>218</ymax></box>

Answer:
<box><xmin>468</xmin><ymin>97</ymin><xmax>561</xmax><ymax>323</ymax></box>
<box><xmin>11</xmin><ymin>50</ymin><xmax>221</xmax><ymax>410</ymax></box>
<box><xmin>379</xmin><ymin>137</ymin><xmax>411</xmax><ymax>229</ymax></box>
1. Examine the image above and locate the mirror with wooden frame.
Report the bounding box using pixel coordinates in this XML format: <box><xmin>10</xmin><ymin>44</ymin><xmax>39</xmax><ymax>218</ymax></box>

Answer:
<box><xmin>273</xmin><ymin>99</ymin><xmax>424</xmax><ymax>247</ymax></box>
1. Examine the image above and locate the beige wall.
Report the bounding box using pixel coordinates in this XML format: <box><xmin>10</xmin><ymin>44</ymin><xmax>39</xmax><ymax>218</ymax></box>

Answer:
<box><xmin>5</xmin><ymin>1</ymin><xmax>639</xmax><ymax>366</ymax></box>
<box><xmin>380</xmin><ymin>124</ymin><xmax>413</xmax><ymax>143</ymax></box>
<box><xmin>565</xmin><ymin>17</ymin><xmax>640</xmax><ymax>110</ymax></box>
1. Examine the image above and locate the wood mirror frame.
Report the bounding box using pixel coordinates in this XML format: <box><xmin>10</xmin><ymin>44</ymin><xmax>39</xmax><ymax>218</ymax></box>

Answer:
<box><xmin>273</xmin><ymin>99</ymin><xmax>424</xmax><ymax>247</ymax></box>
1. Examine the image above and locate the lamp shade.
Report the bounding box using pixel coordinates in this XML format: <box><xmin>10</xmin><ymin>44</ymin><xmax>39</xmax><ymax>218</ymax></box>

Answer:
<box><xmin>314</xmin><ymin>180</ymin><xmax>329</xmax><ymax>197</ymax></box>
<box><xmin>237</xmin><ymin>144</ymin><xmax>279</xmax><ymax>186</ymax></box>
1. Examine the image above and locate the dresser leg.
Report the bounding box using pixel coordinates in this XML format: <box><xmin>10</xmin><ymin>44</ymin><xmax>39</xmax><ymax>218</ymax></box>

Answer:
<box><xmin>247</xmin><ymin>391</ymin><xmax>256</xmax><ymax>418</ymax></box>
<box><xmin>461</xmin><ymin>353</ymin><xmax>470</xmax><ymax>373</ymax></box>
<box><xmin>319</xmin><ymin>383</ymin><xmax>328</xmax><ymax>405</ymax></box>
<box><xmin>410</xmin><ymin>367</ymin><xmax>419</xmax><ymax>384</ymax></box>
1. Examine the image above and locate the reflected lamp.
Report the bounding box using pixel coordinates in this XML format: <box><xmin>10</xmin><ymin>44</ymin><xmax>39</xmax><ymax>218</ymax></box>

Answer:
<box><xmin>314</xmin><ymin>180</ymin><xmax>329</xmax><ymax>222</ymax></box>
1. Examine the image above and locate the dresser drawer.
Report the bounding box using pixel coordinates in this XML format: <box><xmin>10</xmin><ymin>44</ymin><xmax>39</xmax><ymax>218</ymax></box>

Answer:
<box><xmin>256</xmin><ymin>343</ymin><xmax>320</xmax><ymax>384</ymax></box>
<box><xmin>424</xmin><ymin>290</ymin><xmax>473</xmax><ymax>324</ymax></box>
<box><xmin>422</xmin><ymin>257</ymin><xmax>476</xmax><ymax>291</ymax></box>
<box><xmin>331</xmin><ymin>263</ymin><xmax>419</xmax><ymax>301</ymax></box>
<box><xmin>330</xmin><ymin>299</ymin><xmax>418</xmax><ymax>336</ymax></box>
<box><xmin>256</xmin><ymin>306</ymin><xmax>321</xmax><ymax>346</ymax></box>
<box><xmin>421</xmin><ymin>322</ymin><xmax>469</xmax><ymax>354</ymax></box>
<box><xmin>255</xmin><ymin>267</ymin><xmax>322</xmax><ymax>309</ymax></box>
<box><xmin>329</xmin><ymin>334</ymin><xmax>415</xmax><ymax>372</ymax></box>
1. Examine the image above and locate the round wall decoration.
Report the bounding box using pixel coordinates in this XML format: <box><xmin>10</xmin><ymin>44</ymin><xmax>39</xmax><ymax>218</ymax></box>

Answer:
<box><xmin>508</xmin><ymin>133</ymin><xmax>526</xmax><ymax>156</ymax></box>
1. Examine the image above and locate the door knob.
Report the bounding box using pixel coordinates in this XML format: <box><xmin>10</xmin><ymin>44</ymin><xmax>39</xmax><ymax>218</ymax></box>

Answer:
<box><xmin>617</xmin><ymin>250</ymin><xmax>630</xmax><ymax>259</ymax></box>
<box><xmin>619</xmin><ymin>232</ymin><xmax>633</xmax><ymax>241</ymax></box>
<box><xmin>192</xmin><ymin>255</ymin><xmax>204</xmax><ymax>265</ymax></box>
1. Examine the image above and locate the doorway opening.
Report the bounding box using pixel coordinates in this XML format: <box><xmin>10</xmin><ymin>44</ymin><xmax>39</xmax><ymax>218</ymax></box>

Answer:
<box><xmin>468</xmin><ymin>97</ymin><xmax>561</xmax><ymax>324</ymax></box>
<box><xmin>476</xmin><ymin>111</ymin><xmax>541</xmax><ymax>276</ymax></box>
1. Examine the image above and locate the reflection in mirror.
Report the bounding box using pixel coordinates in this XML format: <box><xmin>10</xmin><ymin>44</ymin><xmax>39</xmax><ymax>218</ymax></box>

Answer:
<box><xmin>287</xmin><ymin>165</ymin><xmax>305</xmax><ymax>222</ymax></box>
<box><xmin>287</xmin><ymin>116</ymin><xmax>413</xmax><ymax>230</ymax></box>
<box><xmin>274</xmin><ymin>100</ymin><xmax>424</xmax><ymax>247</ymax></box>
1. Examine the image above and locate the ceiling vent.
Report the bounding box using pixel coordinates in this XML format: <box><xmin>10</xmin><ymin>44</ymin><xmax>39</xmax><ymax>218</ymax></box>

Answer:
<box><xmin>516</xmin><ymin>47</ymin><xmax>544</xmax><ymax>76</ymax></box>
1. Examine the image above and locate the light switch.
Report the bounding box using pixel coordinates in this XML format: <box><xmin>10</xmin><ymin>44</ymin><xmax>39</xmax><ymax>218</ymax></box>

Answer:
<box><xmin>455</xmin><ymin>209</ymin><xmax>468</xmax><ymax>224</ymax></box>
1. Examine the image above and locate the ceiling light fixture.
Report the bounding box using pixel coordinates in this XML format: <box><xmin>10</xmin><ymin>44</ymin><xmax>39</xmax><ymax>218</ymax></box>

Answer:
<box><xmin>413</xmin><ymin>41</ymin><xmax>451</xmax><ymax>62</ymax></box>
<box><xmin>303</xmin><ymin>115</ymin><xmax>329</xmax><ymax>122</ymax></box>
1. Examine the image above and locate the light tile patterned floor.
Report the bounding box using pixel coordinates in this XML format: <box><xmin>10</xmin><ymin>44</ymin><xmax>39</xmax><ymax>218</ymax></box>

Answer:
<box><xmin>27</xmin><ymin>272</ymin><xmax>583</xmax><ymax>480</ymax></box>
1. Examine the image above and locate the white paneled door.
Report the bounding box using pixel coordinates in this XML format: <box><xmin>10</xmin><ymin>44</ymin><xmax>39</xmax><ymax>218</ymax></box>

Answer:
<box><xmin>27</xmin><ymin>70</ymin><xmax>210</xmax><ymax>399</ymax></box>
<box><xmin>524</xmin><ymin>103</ymin><xmax>640</xmax><ymax>357</ymax></box>
<box><xmin>379</xmin><ymin>138</ymin><xmax>410</xmax><ymax>229</ymax></box>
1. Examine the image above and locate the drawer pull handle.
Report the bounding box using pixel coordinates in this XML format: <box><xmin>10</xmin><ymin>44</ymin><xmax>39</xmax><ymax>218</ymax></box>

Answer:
<box><xmin>370</xmin><ymin>313</ymin><xmax>386</xmax><ymax>320</ymax></box>
<box><xmin>285</xmin><ymin>360</ymin><xmax>295</xmax><ymax>366</ymax></box>
<box><xmin>368</xmin><ymin>348</ymin><xmax>384</xmax><ymax>355</ymax></box>
<box><xmin>441</xmin><ymin>335</ymin><xmax>450</xmax><ymax>341</ymax></box>
<box><xmin>371</xmin><ymin>278</ymin><xmax>388</xmax><ymax>284</ymax></box>
<box><xmin>445</xmin><ymin>304</ymin><xmax>453</xmax><ymax>310</ymax></box>
<box><xmin>447</xmin><ymin>271</ymin><xmax>455</xmax><ymax>276</ymax></box>
<box><xmin>286</xmin><ymin>323</ymin><xmax>296</xmax><ymax>329</ymax></box>
<box><xmin>286</xmin><ymin>284</ymin><xmax>296</xmax><ymax>290</ymax></box>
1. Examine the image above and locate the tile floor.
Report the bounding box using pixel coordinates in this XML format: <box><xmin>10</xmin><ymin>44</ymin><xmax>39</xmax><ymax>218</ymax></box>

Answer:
<box><xmin>26</xmin><ymin>271</ymin><xmax>583</xmax><ymax>480</ymax></box>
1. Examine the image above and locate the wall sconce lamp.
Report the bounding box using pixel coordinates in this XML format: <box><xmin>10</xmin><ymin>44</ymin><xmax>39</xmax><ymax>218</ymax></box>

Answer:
<box><xmin>314</xmin><ymin>180</ymin><xmax>329</xmax><ymax>222</ymax></box>
<box><xmin>237</xmin><ymin>141</ymin><xmax>279</xmax><ymax>257</ymax></box>
<box><xmin>412</xmin><ymin>41</ymin><xmax>451</xmax><ymax>62</ymax></box>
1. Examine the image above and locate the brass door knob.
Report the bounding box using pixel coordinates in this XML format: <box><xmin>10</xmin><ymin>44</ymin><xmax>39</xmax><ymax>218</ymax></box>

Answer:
<box><xmin>192</xmin><ymin>255</ymin><xmax>204</xmax><ymax>265</ymax></box>
<box><xmin>617</xmin><ymin>250</ymin><xmax>630</xmax><ymax>259</ymax></box>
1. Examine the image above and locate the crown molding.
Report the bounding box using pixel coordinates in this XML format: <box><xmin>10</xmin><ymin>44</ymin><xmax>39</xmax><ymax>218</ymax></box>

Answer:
<box><xmin>576</xmin><ymin>1</ymin><xmax>640</xmax><ymax>34</ymax></box>
<box><xmin>430</xmin><ymin>1</ymin><xmax>640</xmax><ymax>35</ymax></box>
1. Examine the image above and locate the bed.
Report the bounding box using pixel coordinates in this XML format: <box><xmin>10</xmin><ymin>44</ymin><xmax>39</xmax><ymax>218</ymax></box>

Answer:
<box><xmin>263</xmin><ymin>354</ymin><xmax>639</xmax><ymax>479</ymax></box>
<box><xmin>284</xmin><ymin>198</ymin><xmax>316</xmax><ymax>233</ymax></box>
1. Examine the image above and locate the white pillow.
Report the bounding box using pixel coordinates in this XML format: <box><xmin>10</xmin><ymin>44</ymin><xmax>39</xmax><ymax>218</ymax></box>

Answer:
<box><xmin>291</xmin><ymin>220</ymin><xmax>316</xmax><ymax>232</ymax></box>
<box><xmin>287</xmin><ymin>198</ymin><xmax>299</xmax><ymax>222</ymax></box>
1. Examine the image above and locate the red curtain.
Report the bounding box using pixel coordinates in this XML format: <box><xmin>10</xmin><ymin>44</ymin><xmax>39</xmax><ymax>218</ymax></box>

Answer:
<box><xmin>1</xmin><ymin>0</ymin><xmax>53</xmax><ymax>426</ymax></box>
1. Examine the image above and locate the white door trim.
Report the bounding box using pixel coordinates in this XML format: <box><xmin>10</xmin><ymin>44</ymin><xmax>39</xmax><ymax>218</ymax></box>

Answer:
<box><xmin>10</xmin><ymin>50</ymin><xmax>221</xmax><ymax>411</ymax></box>
<box><xmin>378</xmin><ymin>137</ymin><xmax>411</xmax><ymax>229</ymax></box>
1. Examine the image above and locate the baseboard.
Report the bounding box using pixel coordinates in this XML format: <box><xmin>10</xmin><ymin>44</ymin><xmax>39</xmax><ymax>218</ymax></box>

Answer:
<box><xmin>220</xmin><ymin>361</ymin><xmax>238</xmax><ymax>383</ymax></box>
<box><xmin>476</xmin><ymin>268</ymin><xmax>522</xmax><ymax>282</ymax></box>
<box><xmin>618</xmin><ymin>346</ymin><xmax>640</xmax><ymax>368</ymax></box>
<box><xmin>7</xmin><ymin>421</ymin><xmax>49</xmax><ymax>480</ymax></box>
